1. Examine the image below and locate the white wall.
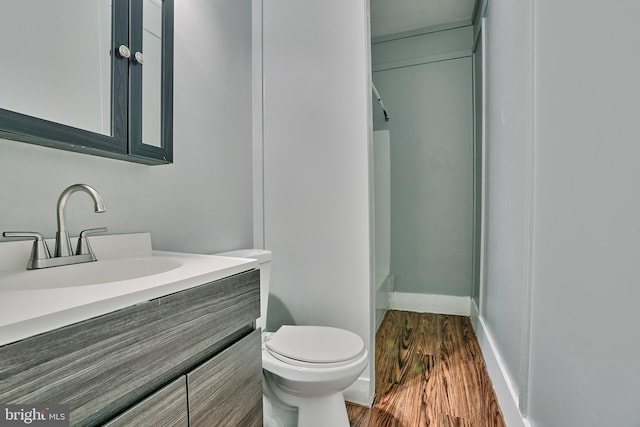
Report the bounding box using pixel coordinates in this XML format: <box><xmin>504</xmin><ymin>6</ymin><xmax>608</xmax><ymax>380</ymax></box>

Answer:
<box><xmin>528</xmin><ymin>0</ymin><xmax>640</xmax><ymax>425</ymax></box>
<box><xmin>0</xmin><ymin>0</ymin><xmax>253</xmax><ymax>255</ymax></box>
<box><xmin>481</xmin><ymin>0</ymin><xmax>640</xmax><ymax>426</ymax></box>
<box><xmin>482</xmin><ymin>0</ymin><xmax>532</xmax><ymax>409</ymax></box>
<box><xmin>471</xmin><ymin>29</ymin><xmax>483</xmax><ymax>309</ymax></box>
<box><xmin>260</xmin><ymin>0</ymin><xmax>374</xmax><ymax>404</ymax></box>
<box><xmin>373</xmin><ymin>130</ymin><xmax>391</xmax><ymax>330</ymax></box>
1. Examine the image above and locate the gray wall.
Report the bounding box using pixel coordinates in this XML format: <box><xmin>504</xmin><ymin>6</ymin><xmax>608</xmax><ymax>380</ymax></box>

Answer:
<box><xmin>372</xmin><ymin>27</ymin><xmax>475</xmax><ymax>297</ymax></box>
<box><xmin>482</xmin><ymin>0</ymin><xmax>640</xmax><ymax>425</ymax></box>
<box><xmin>0</xmin><ymin>0</ymin><xmax>253</xmax><ymax>255</ymax></box>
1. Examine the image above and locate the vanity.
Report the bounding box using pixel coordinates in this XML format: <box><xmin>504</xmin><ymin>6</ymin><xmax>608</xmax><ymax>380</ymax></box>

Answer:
<box><xmin>0</xmin><ymin>233</ymin><xmax>262</xmax><ymax>426</ymax></box>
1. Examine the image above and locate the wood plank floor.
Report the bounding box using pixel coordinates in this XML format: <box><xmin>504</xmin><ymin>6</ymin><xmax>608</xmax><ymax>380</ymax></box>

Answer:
<box><xmin>347</xmin><ymin>310</ymin><xmax>505</xmax><ymax>427</ymax></box>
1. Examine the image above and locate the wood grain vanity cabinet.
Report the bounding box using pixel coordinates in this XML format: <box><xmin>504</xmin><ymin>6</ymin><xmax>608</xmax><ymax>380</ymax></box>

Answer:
<box><xmin>104</xmin><ymin>376</ymin><xmax>189</xmax><ymax>426</ymax></box>
<box><xmin>0</xmin><ymin>270</ymin><xmax>262</xmax><ymax>427</ymax></box>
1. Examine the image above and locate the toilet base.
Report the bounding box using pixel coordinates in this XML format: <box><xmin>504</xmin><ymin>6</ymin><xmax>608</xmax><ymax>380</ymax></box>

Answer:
<box><xmin>263</xmin><ymin>395</ymin><xmax>297</xmax><ymax>427</ymax></box>
<box><xmin>295</xmin><ymin>392</ymin><xmax>350</xmax><ymax>427</ymax></box>
<box><xmin>264</xmin><ymin>371</ymin><xmax>351</xmax><ymax>427</ymax></box>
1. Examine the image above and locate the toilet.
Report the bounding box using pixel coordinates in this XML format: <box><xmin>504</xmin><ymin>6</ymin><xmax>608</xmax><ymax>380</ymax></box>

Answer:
<box><xmin>215</xmin><ymin>249</ymin><xmax>368</xmax><ymax>427</ymax></box>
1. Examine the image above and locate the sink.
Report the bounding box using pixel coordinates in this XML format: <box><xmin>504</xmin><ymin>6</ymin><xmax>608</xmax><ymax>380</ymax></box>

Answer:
<box><xmin>0</xmin><ymin>232</ymin><xmax>258</xmax><ymax>346</ymax></box>
<box><xmin>0</xmin><ymin>257</ymin><xmax>183</xmax><ymax>290</ymax></box>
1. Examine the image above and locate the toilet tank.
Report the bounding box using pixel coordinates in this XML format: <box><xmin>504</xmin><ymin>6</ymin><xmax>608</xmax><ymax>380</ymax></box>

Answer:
<box><xmin>214</xmin><ymin>249</ymin><xmax>272</xmax><ymax>331</ymax></box>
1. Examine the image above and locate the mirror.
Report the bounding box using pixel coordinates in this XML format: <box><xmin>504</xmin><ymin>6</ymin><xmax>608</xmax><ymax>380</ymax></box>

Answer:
<box><xmin>128</xmin><ymin>0</ymin><xmax>173</xmax><ymax>161</ymax></box>
<box><xmin>0</xmin><ymin>0</ymin><xmax>174</xmax><ymax>164</ymax></box>
<box><xmin>142</xmin><ymin>0</ymin><xmax>163</xmax><ymax>148</ymax></box>
<box><xmin>0</xmin><ymin>0</ymin><xmax>112</xmax><ymax>136</ymax></box>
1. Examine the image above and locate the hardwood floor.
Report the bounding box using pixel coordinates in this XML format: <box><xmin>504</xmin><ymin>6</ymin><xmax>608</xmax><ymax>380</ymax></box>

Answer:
<box><xmin>347</xmin><ymin>310</ymin><xmax>505</xmax><ymax>427</ymax></box>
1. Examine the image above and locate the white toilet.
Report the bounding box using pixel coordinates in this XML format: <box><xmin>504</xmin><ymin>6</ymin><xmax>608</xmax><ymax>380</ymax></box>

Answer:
<box><xmin>215</xmin><ymin>249</ymin><xmax>368</xmax><ymax>427</ymax></box>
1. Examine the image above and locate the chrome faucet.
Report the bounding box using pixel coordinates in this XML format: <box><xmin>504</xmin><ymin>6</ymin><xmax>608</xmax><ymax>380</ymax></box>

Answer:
<box><xmin>55</xmin><ymin>184</ymin><xmax>106</xmax><ymax>257</ymax></box>
<box><xmin>2</xmin><ymin>184</ymin><xmax>108</xmax><ymax>269</ymax></box>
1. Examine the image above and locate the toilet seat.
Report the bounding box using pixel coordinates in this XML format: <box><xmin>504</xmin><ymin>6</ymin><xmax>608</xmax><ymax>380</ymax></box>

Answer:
<box><xmin>265</xmin><ymin>325</ymin><xmax>365</xmax><ymax>368</ymax></box>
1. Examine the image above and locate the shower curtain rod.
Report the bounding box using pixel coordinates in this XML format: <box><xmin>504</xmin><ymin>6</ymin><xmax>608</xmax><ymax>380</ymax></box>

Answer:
<box><xmin>372</xmin><ymin>82</ymin><xmax>390</xmax><ymax>122</ymax></box>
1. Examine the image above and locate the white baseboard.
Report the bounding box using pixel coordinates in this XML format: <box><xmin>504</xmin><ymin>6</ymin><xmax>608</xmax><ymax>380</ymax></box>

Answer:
<box><xmin>475</xmin><ymin>316</ymin><xmax>531</xmax><ymax>427</ymax></box>
<box><xmin>391</xmin><ymin>292</ymin><xmax>471</xmax><ymax>316</ymax></box>
<box><xmin>344</xmin><ymin>377</ymin><xmax>374</xmax><ymax>407</ymax></box>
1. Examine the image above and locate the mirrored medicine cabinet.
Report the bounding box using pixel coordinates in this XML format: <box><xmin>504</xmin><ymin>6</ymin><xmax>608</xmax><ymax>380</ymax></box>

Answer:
<box><xmin>0</xmin><ymin>0</ymin><xmax>174</xmax><ymax>165</ymax></box>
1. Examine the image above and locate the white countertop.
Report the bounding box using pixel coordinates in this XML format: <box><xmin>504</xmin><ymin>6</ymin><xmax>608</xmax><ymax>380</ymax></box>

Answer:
<box><xmin>0</xmin><ymin>233</ymin><xmax>257</xmax><ymax>346</ymax></box>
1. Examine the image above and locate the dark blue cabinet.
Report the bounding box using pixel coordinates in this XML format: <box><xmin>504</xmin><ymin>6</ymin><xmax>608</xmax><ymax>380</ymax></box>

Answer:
<box><xmin>0</xmin><ymin>0</ymin><xmax>174</xmax><ymax>165</ymax></box>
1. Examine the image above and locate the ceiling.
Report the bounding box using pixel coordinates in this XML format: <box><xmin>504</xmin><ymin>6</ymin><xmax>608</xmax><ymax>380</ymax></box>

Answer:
<box><xmin>370</xmin><ymin>0</ymin><xmax>478</xmax><ymax>39</ymax></box>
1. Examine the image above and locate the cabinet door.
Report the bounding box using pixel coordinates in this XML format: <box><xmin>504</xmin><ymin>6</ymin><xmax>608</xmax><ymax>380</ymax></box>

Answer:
<box><xmin>128</xmin><ymin>0</ymin><xmax>174</xmax><ymax>163</ymax></box>
<box><xmin>104</xmin><ymin>377</ymin><xmax>188</xmax><ymax>427</ymax></box>
<box><xmin>0</xmin><ymin>0</ymin><xmax>173</xmax><ymax>165</ymax></box>
<box><xmin>187</xmin><ymin>330</ymin><xmax>263</xmax><ymax>427</ymax></box>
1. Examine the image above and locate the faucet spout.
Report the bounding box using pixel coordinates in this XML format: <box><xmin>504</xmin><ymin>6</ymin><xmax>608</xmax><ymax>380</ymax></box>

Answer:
<box><xmin>55</xmin><ymin>184</ymin><xmax>106</xmax><ymax>257</ymax></box>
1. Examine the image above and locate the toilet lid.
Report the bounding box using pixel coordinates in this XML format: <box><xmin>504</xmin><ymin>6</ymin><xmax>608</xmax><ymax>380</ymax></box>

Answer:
<box><xmin>265</xmin><ymin>325</ymin><xmax>365</xmax><ymax>364</ymax></box>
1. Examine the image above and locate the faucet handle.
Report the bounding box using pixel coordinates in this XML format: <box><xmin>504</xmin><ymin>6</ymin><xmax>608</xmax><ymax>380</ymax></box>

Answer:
<box><xmin>75</xmin><ymin>227</ymin><xmax>108</xmax><ymax>256</ymax></box>
<box><xmin>3</xmin><ymin>231</ymin><xmax>52</xmax><ymax>269</ymax></box>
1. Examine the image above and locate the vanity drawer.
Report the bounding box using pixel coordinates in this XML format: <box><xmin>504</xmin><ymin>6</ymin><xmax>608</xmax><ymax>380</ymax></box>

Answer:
<box><xmin>104</xmin><ymin>377</ymin><xmax>188</xmax><ymax>427</ymax></box>
<box><xmin>188</xmin><ymin>329</ymin><xmax>263</xmax><ymax>427</ymax></box>
<box><xmin>0</xmin><ymin>269</ymin><xmax>259</xmax><ymax>426</ymax></box>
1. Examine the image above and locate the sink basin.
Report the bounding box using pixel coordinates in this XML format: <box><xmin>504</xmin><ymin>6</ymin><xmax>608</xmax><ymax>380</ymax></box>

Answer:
<box><xmin>0</xmin><ymin>257</ymin><xmax>183</xmax><ymax>290</ymax></box>
<box><xmin>0</xmin><ymin>232</ymin><xmax>258</xmax><ymax>346</ymax></box>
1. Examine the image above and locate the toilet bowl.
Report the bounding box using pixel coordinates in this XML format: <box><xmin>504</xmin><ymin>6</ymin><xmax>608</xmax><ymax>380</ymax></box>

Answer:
<box><xmin>215</xmin><ymin>249</ymin><xmax>368</xmax><ymax>427</ymax></box>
